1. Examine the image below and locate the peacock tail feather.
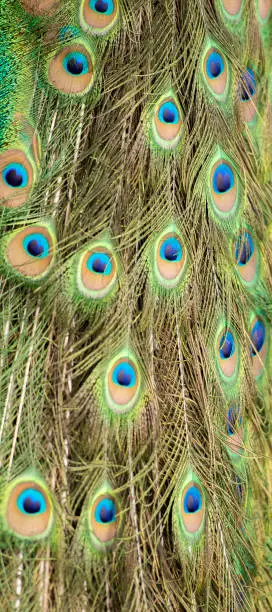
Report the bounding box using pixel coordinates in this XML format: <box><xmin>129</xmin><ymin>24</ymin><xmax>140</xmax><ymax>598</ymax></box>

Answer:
<box><xmin>0</xmin><ymin>0</ymin><xmax>272</xmax><ymax>610</ymax></box>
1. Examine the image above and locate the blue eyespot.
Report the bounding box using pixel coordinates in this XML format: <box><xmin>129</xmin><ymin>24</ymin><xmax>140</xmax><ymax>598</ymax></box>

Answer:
<box><xmin>23</xmin><ymin>233</ymin><xmax>50</xmax><ymax>258</ymax></box>
<box><xmin>184</xmin><ymin>486</ymin><xmax>202</xmax><ymax>514</ymax></box>
<box><xmin>227</xmin><ymin>406</ymin><xmax>242</xmax><ymax>435</ymax></box>
<box><xmin>220</xmin><ymin>331</ymin><xmax>235</xmax><ymax>359</ymax></box>
<box><xmin>250</xmin><ymin>320</ymin><xmax>265</xmax><ymax>356</ymax></box>
<box><xmin>87</xmin><ymin>252</ymin><xmax>112</xmax><ymax>275</ymax></box>
<box><xmin>2</xmin><ymin>163</ymin><xmax>28</xmax><ymax>189</ymax></box>
<box><xmin>17</xmin><ymin>488</ymin><xmax>47</xmax><ymax>515</ymax></box>
<box><xmin>95</xmin><ymin>498</ymin><xmax>116</xmax><ymax>524</ymax></box>
<box><xmin>158</xmin><ymin>101</ymin><xmax>179</xmax><ymax>125</ymax></box>
<box><xmin>239</xmin><ymin>68</ymin><xmax>256</xmax><ymax>102</ymax></box>
<box><xmin>213</xmin><ymin>164</ymin><xmax>234</xmax><ymax>194</ymax></box>
<box><xmin>160</xmin><ymin>237</ymin><xmax>182</xmax><ymax>262</ymax></box>
<box><xmin>63</xmin><ymin>52</ymin><xmax>89</xmax><ymax>76</ymax></box>
<box><xmin>206</xmin><ymin>51</ymin><xmax>224</xmax><ymax>79</ymax></box>
<box><xmin>112</xmin><ymin>362</ymin><xmax>136</xmax><ymax>388</ymax></box>
<box><xmin>235</xmin><ymin>233</ymin><xmax>254</xmax><ymax>266</ymax></box>
<box><xmin>90</xmin><ymin>0</ymin><xmax>114</xmax><ymax>14</ymax></box>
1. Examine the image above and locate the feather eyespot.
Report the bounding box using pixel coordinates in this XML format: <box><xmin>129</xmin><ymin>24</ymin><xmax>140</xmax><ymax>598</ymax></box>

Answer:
<box><xmin>47</xmin><ymin>42</ymin><xmax>95</xmax><ymax>96</ymax></box>
<box><xmin>92</xmin><ymin>0</ymin><xmax>114</xmax><ymax>12</ymax></box>
<box><xmin>173</xmin><ymin>474</ymin><xmax>205</xmax><ymax>554</ymax></box>
<box><xmin>95</xmin><ymin>498</ymin><xmax>116</xmax><ymax>523</ymax></box>
<box><xmin>3</xmin><ymin>223</ymin><xmax>56</xmax><ymax>282</ymax></box>
<box><xmin>2</xmin><ymin>163</ymin><xmax>28</xmax><ymax>188</ymax></box>
<box><xmin>213</xmin><ymin>163</ymin><xmax>234</xmax><ymax>193</ymax></box>
<box><xmin>17</xmin><ymin>488</ymin><xmax>47</xmax><ymax>515</ymax></box>
<box><xmin>234</xmin><ymin>231</ymin><xmax>257</xmax><ymax>284</ymax></box>
<box><xmin>23</xmin><ymin>233</ymin><xmax>50</xmax><ymax>258</ymax></box>
<box><xmin>85</xmin><ymin>485</ymin><xmax>121</xmax><ymax>551</ymax></box>
<box><xmin>238</xmin><ymin>68</ymin><xmax>257</xmax><ymax>123</ymax></box>
<box><xmin>207</xmin><ymin>51</ymin><xmax>224</xmax><ymax>78</ymax></box>
<box><xmin>87</xmin><ymin>252</ymin><xmax>112</xmax><ymax>273</ymax></box>
<box><xmin>239</xmin><ymin>69</ymin><xmax>256</xmax><ymax>101</ymax></box>
<box><xmin>154</xmin><ymin>231</ymin><xmax>187</xmax><ymax>289</ymax></box>
<box><xmin>250</xmin><ymin>319</ymin><xmax>265</xmax><ymax>355</ymax></box>
<box><xmin>226</xmin><ymin>404</ymin><xmax>243</xmax><ymax>455</ymax></box>
<box><xmin>104</xmin><ymin>353</ymin><xmax>141</xmax><ymax>414</ymax></box>
<box><xmin>217</xmin><ymin>329</ymin><xmax>238</xmax><ymax>379</ymax></box>
<box><xmin>235</xmin><ymin>232</ymin><xmax>254</xmax><ymax>265</ymax></box>
<box><xmin>112</xmin><ymin>362</ymin><xmax>136</xmax><ymax>387</ymax></box>
<box><xmin>108</xmin><ymin>360</ymin><xmax>138</xmax><ymax>411</ymax></box>
<box><xmin>210</xmin><ymin>159</ymin><xmax>238</xmax><ymax>215</ymax></box>
<box><xmin>80</xmin><ymin>0</ymin><xmax>119</xmax><ymax>35</ymax></box>
<box><xmin>220</xmin><ymin>331</ymin><xmax>235</xmax><ymax>359</ymax></box>
<box><xmin>249</xmin><ymin>317</ymin><xmax>267</xmax><ymax>378</ymax></box>
<box><xmin>78</xmin><ymin>243</ymin><xmax>118</xmax><ymax>299</ymax></box>
<box><xmin>181</xmin><ymin>482</ymin><xmax>205</xmax><ymax>535</ymax></box>
<box><xmin>204</xmin><ymin>48</ymin><xmax>228</xmax><ymax>99</ymax></box>
<box><xmin>152</xmin><ymin>96</ymin><xmax>183</xmax><ymax>150</ymax></box>
<box><xmin>91</xmin><ymin>494</ymin><xmax>118</xmax><ymax>544</ymax></box>
<box><xmin>5</xmin><ymin>480</ymin><xmax>54</xmax><ymax>539</ymax></box>
<box><xmin>63</xmin><ymin>51</ymin><xmax>89</xmax><ymax>76</ymax></box>
<box><xmin>0</xmin><ymin>149</ymin><xmax>35</xmax><ymax>209</ymax></box>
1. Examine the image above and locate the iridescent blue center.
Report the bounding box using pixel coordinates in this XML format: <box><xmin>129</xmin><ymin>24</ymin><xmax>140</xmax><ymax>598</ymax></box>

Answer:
<box><xmin>184</xmin><ymin>486</ymin><xmax>202</xmax><ymax>514</ymax></box>
<box><xmin>160</xmin><ymin>237</ymin><xmax>182</xmax><ymax>262</ymax></box>
<box><xmin>250</xmin><ymin>319</ymin><xmax>265</xmax><ymax>356</ymax></box>
<box><xmin>23</xmin><ymin>233</ymin><xmax>50</xmax><ymax>258</ymax></box>
<box><xmin>239</xmin><ymin>68</ymin><xmax>256</xmax><ymax>101</ymax></box>
<box><xmin>17</xmin><ymin>488</ymin><xmax>47</xmax><ymax>515</ymax></box>
<box><xmin>219</xmin><ymin>330</ymin><xmax>235</xmax><ymax>359</ymax></box>
<box><xmin>207</xmin><ymin>51</ymin><xmax>224</xmax><ymax>79</ymax></box>
<box><xmin>235</xmin><ymin>232</ymin><xmax>254</xmax><ymax>266</ymax></box>
<box><xmin>87</xmin><ymin>252</ymin><xmax>112</xmax><ymax>275</ymax></box>
<box><xmin>63</xmin><ymin>52</ymin><xmax>89</xmax><ymax>76</ymax></box>
<box><xmin>112</xmin><ymin>362</ymin><xmax>136</xmax><ymax>387</ymax></box>
<box><xmin>90</xmin><ymin>0</ymin><xmax>114</xmax><ymax>14</ymax></box>
<box><xmin>227</xmin><ymin>406</ymin><xmax>242</xmax><ymax>435</ymax></box>
<box><xmin>158</xmin><ymin>101</ymin><xmax>179</xmax><ymax>125</ymax></box>
<box><xmin>95</xmin><ymin>498</ymin><xmax>116</xmax><ymax>524</ymax></box>
<box><xmin>2</xmin><ymin>163</ymin><xmax>28</xmax><ymax>189</ymax></box>
<box><xmin>213</xmin><ymin>163</ymin><xmax>234</xmax><ymax>194</ymax></box>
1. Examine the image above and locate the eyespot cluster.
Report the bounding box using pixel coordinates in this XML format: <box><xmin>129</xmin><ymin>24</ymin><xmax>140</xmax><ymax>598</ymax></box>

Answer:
<box><xmin>1</xmin><ymin>472</ymin><xmax>122</xmax><ymax>552</ymax></box>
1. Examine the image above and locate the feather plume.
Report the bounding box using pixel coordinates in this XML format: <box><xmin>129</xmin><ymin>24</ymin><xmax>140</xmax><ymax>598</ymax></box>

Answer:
<box><xmin>0</xmin><ymin>1</ymin><xmax>271</xmax><ymax>610</ymax></box>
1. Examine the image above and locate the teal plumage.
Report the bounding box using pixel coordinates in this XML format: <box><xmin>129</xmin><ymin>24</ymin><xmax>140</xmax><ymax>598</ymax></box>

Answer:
<box><xmin>0</xmin><ymin>1</ymin><xmax>272</xmax><ymax>610</ymax></box>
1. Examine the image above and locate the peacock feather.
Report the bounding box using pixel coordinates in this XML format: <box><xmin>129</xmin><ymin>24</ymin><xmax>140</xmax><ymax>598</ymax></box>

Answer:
<box><xmin>0</xmin><ymin>0</ymin><xmax>272</xmax><ymax>610</ymax></box>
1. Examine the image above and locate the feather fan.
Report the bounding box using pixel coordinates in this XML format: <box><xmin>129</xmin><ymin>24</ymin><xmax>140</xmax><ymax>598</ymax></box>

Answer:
<box><xmin>0</xmin><ymin>1</ymin><xmax>272</xmax><ymax>610</ymax></box>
